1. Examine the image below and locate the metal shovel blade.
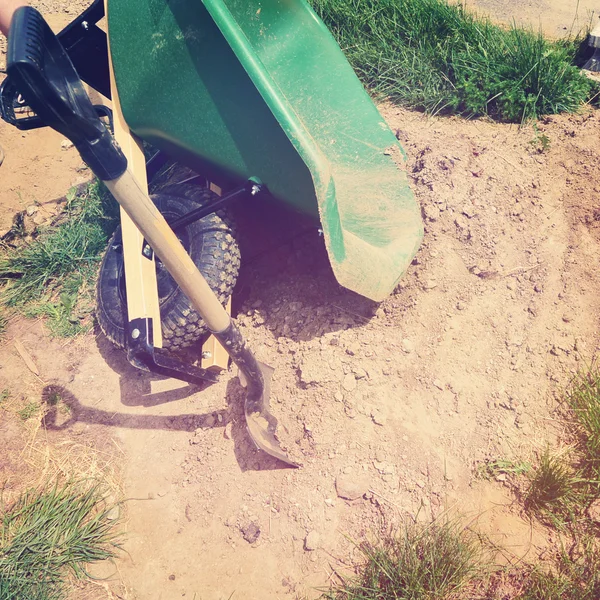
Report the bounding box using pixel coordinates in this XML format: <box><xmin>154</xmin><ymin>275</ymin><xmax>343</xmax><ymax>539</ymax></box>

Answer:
<box><xmin>240</xmin><ymin>362</ymin><xmax>299</xmax><ymax>467</ymax></box>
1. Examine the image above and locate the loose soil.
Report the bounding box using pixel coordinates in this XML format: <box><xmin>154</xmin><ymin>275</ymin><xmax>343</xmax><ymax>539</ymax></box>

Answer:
<box><xmin>2</xmin><ymin>2</ymin><xmax>600</xmax><ymax>600</ymax></box>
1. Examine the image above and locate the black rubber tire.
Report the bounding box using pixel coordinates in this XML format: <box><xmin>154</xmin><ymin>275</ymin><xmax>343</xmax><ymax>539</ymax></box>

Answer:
<box><xmin>96</xmin><ymin>185</ymin><xmax>240</xmax><ymax>352</ymax></box>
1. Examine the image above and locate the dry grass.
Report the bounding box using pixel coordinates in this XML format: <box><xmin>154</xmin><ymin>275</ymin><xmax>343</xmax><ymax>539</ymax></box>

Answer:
<box><xmin>0</xmin><ymin>380</ymin><xmax>124</xmax><ymax>600</ymax></box>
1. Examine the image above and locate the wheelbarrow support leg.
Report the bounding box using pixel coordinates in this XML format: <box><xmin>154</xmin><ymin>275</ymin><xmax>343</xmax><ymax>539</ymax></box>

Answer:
<box><xmin>104</xmin><ymin>170</ymin><xmax>297</xmax><ymax>467</ymax></box>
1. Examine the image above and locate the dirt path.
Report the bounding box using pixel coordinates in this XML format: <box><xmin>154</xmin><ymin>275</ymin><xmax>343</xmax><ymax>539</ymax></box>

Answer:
<box><xmin>2</xmin><ymin>3</ymin><xmax>600</xmax><ymax>600</ymax></box>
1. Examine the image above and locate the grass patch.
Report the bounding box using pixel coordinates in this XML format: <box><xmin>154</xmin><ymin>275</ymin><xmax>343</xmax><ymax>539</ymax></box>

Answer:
<box><xmin>322</xmin><ymin>520</ymin><xmax>484</xmax><ymax>600</ymax></box>
<box><xmin>0</xmin><ymin>181</ymin><xmax>118</xmax><ymax>337</ymax></box>
<box><xmin>477</xmin><ymin>458</ymin><xmax>531</xmax><ymax>480</ymax></box>
<box><xmin>311</xmin><ymin>0</ymin><xmax>595</xmax><ymax>121</ymax></box>
<box><xmin>0</xmin><ymin>481</ymin><xmax>120</xmax><ymax>600</ymax></box>
<box><xmin>17</xmin><ymin>401</ymin><xmax>39</xmax><ymax>422</ymax></box>
<box><xmin>566</xmin><ymin>368</ymin><xmax>600</xmax><ymax>479</ymax></box>
<box><xmin>517</xmin><ymin>537</ymin><xmax>600</xmax><ymax>599</ymax></box>
<box><xmin>524</xmin><ymin>447</ymin><xmax>588</xmax><ymax>526</ymax></box>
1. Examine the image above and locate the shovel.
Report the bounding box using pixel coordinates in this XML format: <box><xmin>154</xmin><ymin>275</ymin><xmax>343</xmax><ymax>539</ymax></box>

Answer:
<box><xmin>6</xmin><ymin>6</ymin><xmax>297</xmax><ymax>467</ymax></box>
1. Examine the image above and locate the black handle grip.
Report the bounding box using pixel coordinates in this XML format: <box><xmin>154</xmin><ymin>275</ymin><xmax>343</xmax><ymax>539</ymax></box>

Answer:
<box><xmin>7</xmin><ymin>6</ymin><xmax>126</xmax><ymax>180</ymax></box>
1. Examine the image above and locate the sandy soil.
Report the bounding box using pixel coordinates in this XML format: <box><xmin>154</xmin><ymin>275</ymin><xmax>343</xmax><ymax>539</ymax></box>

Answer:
<box><xmin>472</xmin><ymin>0</ymin><xmax>598</xmax><ymax>36</ymax></box>
<box><xmin>2</xmin><ymin>2</ymin><xmax>600</xmax><ymax>600</ymax></box>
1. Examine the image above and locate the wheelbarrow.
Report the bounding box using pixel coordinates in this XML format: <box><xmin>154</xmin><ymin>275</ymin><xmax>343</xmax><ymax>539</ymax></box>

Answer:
<box><xmin>1</xmin><ymin>1</ymin><xmax>423</xmax><ymax>466</ymax></box>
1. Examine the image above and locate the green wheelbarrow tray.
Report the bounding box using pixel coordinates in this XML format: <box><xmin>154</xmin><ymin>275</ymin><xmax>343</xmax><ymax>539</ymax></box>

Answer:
<box><xmin>108</xmin><ymin>0</ymin><xmax>423</xmax><ymax>302</ymax></box>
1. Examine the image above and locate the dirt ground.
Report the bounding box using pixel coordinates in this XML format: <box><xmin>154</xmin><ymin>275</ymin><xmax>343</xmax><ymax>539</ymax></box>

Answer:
<box><xmin>472</xmin><ymin>0</ymin><xmax>598</xmax><ymax>36</ymax></box>
<box><xmin>2</xmin><ymin>2</ymin><xmax>600</xmax><ymax>600</ymax></box>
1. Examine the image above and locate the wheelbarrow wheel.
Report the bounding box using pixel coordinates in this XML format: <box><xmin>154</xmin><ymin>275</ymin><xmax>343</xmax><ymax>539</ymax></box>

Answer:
<box><xmin>96</xmin><ymin>185</ymin><xmax>240</xmax><ymax>352</ymax></box>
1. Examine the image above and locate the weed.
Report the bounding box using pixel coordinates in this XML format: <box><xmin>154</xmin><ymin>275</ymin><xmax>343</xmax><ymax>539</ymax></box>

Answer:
<box><xmin>529</xmin><ymin>125</ymin><xmax>552</xmax><ymax>153</ymax></box>
<box><xmin>517</xmin><ymin>536</ymin><xmax>600</xmax><ymax>599</ymax></box>
<box><xmin>17</xmin><ymin>402</ymin><xmax>39</xmax><ymax>421</ymax></box>
<box><xmin>311</xmin><ymin>0</ymin><xmax>594</xmax><ymax>122</ymax></box>
<box><xmin>322</xmin><ymin>520</ymin><xmax>484</xmax><ymax>600</ymax></box>
<box><xmin>0</xmin><ymin>390</ymin><xmax>9</xmax><ymax>405</ymax></box>
<box><xmin>566</xmin><ymin>368</ymin><xmax>600</xmax><ymax>478</ymax></box>
<box><xmin>0</xmin><ymin>311</ymin><xmax>6</xmax><ymax>340</ymax></box>
<box><xmin>525</xmin><ymin>447</ymin><xmax>587</xmax><ymax>525</ymax></box>
<box><xmin>0</xmin><ymin>481</ymin><xmax>120</xmax><ymax>600</ymax></box>
<box><xmin>0</xmin><ymin>181</ymin><xmax>117</xmax><ymax>337</ymax></box>
<box><xmin>478</xmin><ymin>458</ymin><xmax>531</xmax><ymax>480</ymax></box>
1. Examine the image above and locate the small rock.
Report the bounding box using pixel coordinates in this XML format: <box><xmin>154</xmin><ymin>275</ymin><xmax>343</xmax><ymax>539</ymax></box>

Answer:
<box><xmin>588</xmin><ymin>499</ymin><xmax>600</xmax><ymax>522</ymax></box>
<box><xmin>342</xmin><ymin>373</ymin><xmax>357</xmax><ymax>392</ymax></box>
<box><xmin>335</xmin><ymin>473</ymin><xmax>370</xmax><ymax>500</ymax></box>
<box><xmin>371</xmin><ymin>409</ymin><xmax>387</xmax><ymax>426</ymax></box>
<box><xmin>401</xmin><ymin>339</ymin><xmax>414</xmax><ymax>354</ymax></box>
<box><xmin>241</xmin><ymin>522</ymin><xmax>261</xmax><ymax>544</ymax></box>
<box><xmin>168</xmin><ymin>574</ymin><xmax>176</xmax><ymax>581</ymax></box>
<box><xmin>424</xmin><ymin>279</ymin><xmax>438</xmax><ymax>290</ymax></box>
<box><xmin>433</xmin><ymin>379</ymin><xmax>444</xmax><ymax>391</ymax></box>
<box><xmin>205</xmin><ymin>415</ymin><xmax>216</xmax><ymax>428</ymax></box>
<box><xmin>32</xmin><ymin>214</ymin><xmax>45</xmax><ymax>226</ymax></box>
<box><xmin>334</xmin><ymin>391</ymin><xmax>344</xmax><ymax>402</ymax></box>
<box><xmin>345</xmin><ymin>342</ymin><xmax>360</xmax><ymax>356</ymax></box>
<box><xmin>374</xmin><ymin>461</ymin><xmax>395</xmax><ymax>475</ymax></box>
<box><xmin>190</xmin><ymin>428</ymin><xmax>203</xmax><ymax>444</ymax></box>
<box><xmin>224</xmin><ymin>422</ymin><xmax>233</xmax><ymax>440</ymax></box>
<box><xmin>462</xmin><ymin>204</ymin><xmax>476</xmax><ymax>218</ymax></box>
<box><xmin>423</xmin><ymin>204</ymin><xmax>439</xmax><ymax>221</ymax></box>
<box><xmin>26</xmin><ymin>205</ymin><xmax>37</xmax><ymax>216</ymax></box>
<box><xmin>61</xmin><ymin>139</ymin><xmax>73</xmax><ymax>150</ymax></box>
<box><xmin>534</xmin><ymin>284</ymin><xmax>543</xmax><ymax>293</ymax></box>
<box><xmin>304</xmin><ymin>530</ymin><xmax>320</xmax><ymax>551</ymax></box>
<box><xmin>106</xmin><ymin>505</ymin><xmax>120</xmax><ymax>521</ymax></box>
<box><xmin>495</xmin><ymin>473</ymin><xmax>507</xmax><ymax>482</ymax></box>
<box><xmin>456</xmin><ymin>301</ymin><xmax>466</xmax><ymax>310</ymax></box>
<box><xmin>299</xmin><ymin>354</ymin><xmax>329</xmax><ymax>386</ymax></box>
<box><xmin>455</xmin><ymin>216</ymin><xmax>469</xmax><ymax>230</ymax></box>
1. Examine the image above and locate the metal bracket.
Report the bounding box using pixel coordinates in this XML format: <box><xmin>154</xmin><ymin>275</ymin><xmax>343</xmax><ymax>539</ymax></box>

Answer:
<box><xmin>169</xmin><ymin>179</ymin><xmax>264</xmax><ymax>231</ymax></box>
<box><xmin>138</xmin><ymin>178</ymin><xmax>264</xmax><ymax>260</ymax></box>
<box><xmin>126</xmin><ymin>318</ymin><xmax>218</xmax><ymax>385</ymax></box>
<box><xmin>56</xmin><ymin>0</ymin><xmax>111</xmax><ymax>99</ymax></box>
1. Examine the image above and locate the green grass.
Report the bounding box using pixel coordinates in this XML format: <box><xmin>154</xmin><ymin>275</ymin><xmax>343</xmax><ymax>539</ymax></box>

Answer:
<box><xmin>567</xmin><ymin>368</ymin><xmax>600</xmax><ymax>479</ymax></box>
<box><xmin>322</xmin><ymin>520</ymin><xmax>484</xmax><ymax>600</ymax></box>
<box><xmin>477</xmin><ymin>458</ymin><xmax>531</xmax><ymax>480</ymax></box>
<box><xmin>0</xmin><ymin>482</ymin><xmax>120</xmax><ymax>600</ymax></box>
<box><xmin>17</xmin><ymin>401</ymin><xmax>39</xmax><ymax>422</ymax></box>
<box><xmin>524</xmin><ymin>447</ymin><xmax>588</xmax><ymax>526</ymax></box>
<box><xmin>517</xmin><ymin>537</ymin><xmax>600</xmax><ymax>600</ymax></box>
<box><xmin>311</xmin><ymin>0</ymin><xmax>594</xmax><ymax>122</ymax></box>
<box><xmin>0</xmin><ymin>181</ymin><xmax>118</xmax><ymax>337</ymax></box>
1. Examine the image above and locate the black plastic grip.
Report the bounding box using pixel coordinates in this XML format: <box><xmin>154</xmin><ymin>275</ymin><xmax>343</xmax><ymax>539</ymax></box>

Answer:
<box><xmin>6</xmin><ymin>7</ymin><xmax>127</xmax><ymax>180</ymax></box>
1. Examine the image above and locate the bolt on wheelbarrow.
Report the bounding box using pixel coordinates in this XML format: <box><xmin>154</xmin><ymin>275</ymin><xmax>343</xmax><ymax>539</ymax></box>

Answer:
<box><xmin>2</xmin><ymin>0</ymin><xmax>423</xmax><ymax>466</ymax></box>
